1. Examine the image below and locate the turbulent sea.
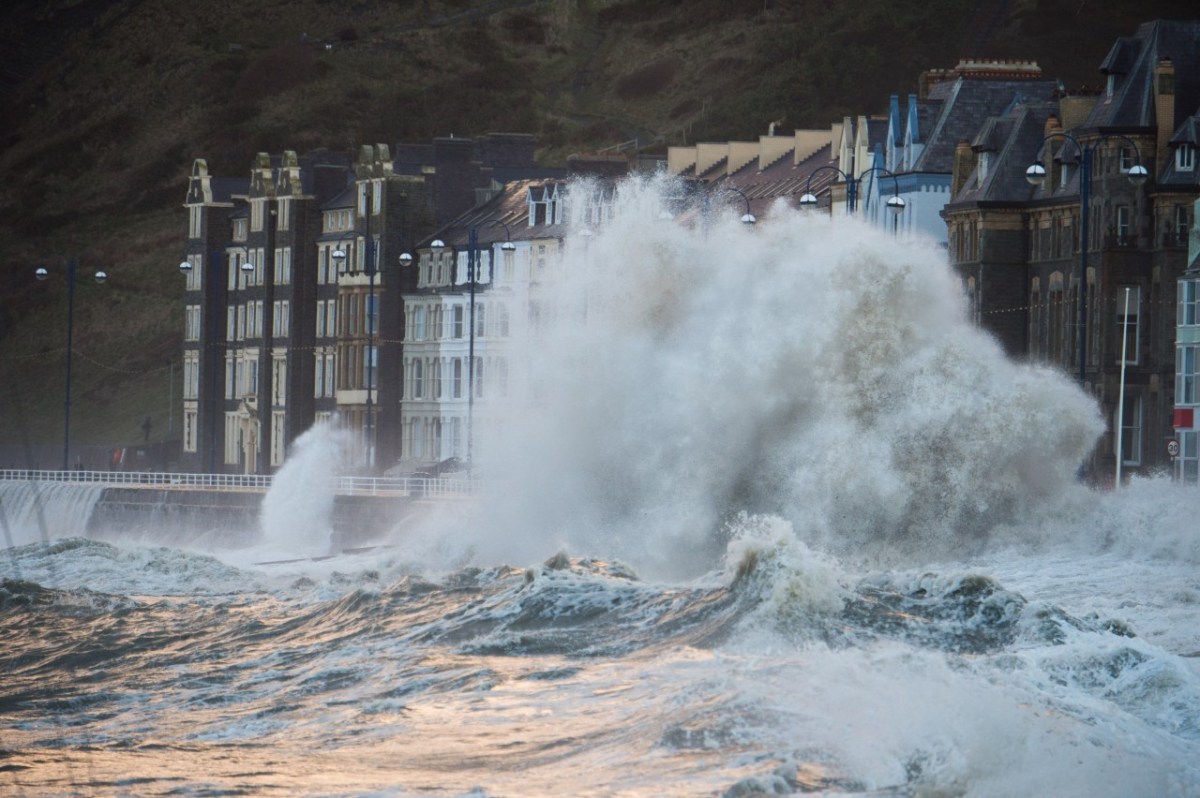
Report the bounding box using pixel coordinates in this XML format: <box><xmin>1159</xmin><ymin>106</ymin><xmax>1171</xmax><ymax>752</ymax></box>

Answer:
<box><xmin>4</xmin><ymin>180</ymin><xmax>1200</xmax><ymax>796</ymax></box>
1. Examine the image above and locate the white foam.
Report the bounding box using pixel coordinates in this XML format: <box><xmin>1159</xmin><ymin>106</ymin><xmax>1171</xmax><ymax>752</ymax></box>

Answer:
<box><xmin>259</xmin><ymin>422</ymin><xmax>348</xmax><ymax>558</ymax></box>
<box><xmin>386</xmin><ymin>176</ymin><xmax>1103</xmax><ymax>578</ymax></box>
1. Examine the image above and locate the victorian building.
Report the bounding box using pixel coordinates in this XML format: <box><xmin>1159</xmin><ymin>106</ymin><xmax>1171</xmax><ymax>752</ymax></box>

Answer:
<box><xmin>942</xmin><ymin>19</ymin><xmax>1200</xmax><ymax>481</ymax></box>
<box><xmin>181</xmin><ymin>134</ymin><xmax>545</xmax><ymax>474</ymax></box>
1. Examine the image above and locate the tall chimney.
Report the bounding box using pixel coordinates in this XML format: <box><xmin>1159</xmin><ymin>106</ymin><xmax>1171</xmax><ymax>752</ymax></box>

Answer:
<box><xmin>952</xmin><ymin>140</ymin><xmax>976</xmax><ymax>197</ymax></box>
<box><xmin>1155</xmin><ymin>58</ymin><xmax>1176</xmax><ymax>169</ymax></box>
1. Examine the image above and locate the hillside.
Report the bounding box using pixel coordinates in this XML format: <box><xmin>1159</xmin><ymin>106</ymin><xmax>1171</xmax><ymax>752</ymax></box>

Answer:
<box><xmin>0</xmin><ymin>0</ymin><xmax>1195</xmax><ymax>460</ymax></box>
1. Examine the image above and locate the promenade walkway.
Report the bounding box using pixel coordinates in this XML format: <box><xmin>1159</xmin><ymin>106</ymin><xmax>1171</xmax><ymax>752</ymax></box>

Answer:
<box><xmin>0</xmin><ymin>469</ymin><xmax>475</xmax><ymax>498</ymax></box>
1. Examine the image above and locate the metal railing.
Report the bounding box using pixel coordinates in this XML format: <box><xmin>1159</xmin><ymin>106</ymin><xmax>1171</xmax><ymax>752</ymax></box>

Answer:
<box><xmin>0</xmin><ymin>469</ymin><xmax>475</xmax><ymax>498</ymax></box>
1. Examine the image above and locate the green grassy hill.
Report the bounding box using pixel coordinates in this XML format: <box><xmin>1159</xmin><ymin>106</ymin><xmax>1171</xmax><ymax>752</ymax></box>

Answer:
<box><xmin>1</xmin><ymin>0</ymin><xmax>1194</xmax><ymax>459</ymax></box>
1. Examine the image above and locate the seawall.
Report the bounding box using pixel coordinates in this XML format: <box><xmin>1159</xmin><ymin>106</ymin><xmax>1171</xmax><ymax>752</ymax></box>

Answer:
<box><xmin>84</xmin><ymin>488</ymin><xmax>420</xmax><ymax>549</ymax></box>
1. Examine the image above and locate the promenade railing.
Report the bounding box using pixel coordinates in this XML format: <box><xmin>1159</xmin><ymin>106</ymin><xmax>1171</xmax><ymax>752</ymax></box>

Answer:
<box><xmin>0</xmin><ymin>469</ymin><xmax>475</xmax><ymax>498</ymax></box>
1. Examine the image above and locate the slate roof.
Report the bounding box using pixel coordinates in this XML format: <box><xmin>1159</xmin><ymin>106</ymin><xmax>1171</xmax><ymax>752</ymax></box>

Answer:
<box><xmin>913</xmin><ymin>97</ymin><xmax>944</xmax><ymax>144</ymax></box>
<box><xmin>949</xmin><ymin>102</ymin><xmax>1061</xmax><ymax>206</ymax></box>
<box><xmin>419</xmin><ymin>178</ymin><xmax>569</xmax><ymax>248</ymax></box>
<box><xmin>712</xmin><ymin>143</ymin><xmax>838</xmax><ymax>216</ymax></box>
<box><xmin>1088</xmin><ymin>19</ymin><xmax>1200</xmax><ymax>132</ymax></box>
<box><xmin>1170</xmin><ymin>116</ymin><xmax>1200</xmax><ymax>145</ymax></box>
<box><xmin>912</xmin><ymin>77</ymin><xmax>1058</xmax><ymax>174</ymax></box>
<box><xmin>320</xmin><ymin>184</ymin><xmax>356</xmax><ymax>212</ymax></box>
<box><xmin>865</xmin><ymin>117</ymin><xmax>889</xmax><ymax>151</ymax></box>
<box><xmin>696</xmin><ymin>156</ymin><xmax>729</xmax><ymax>180</ymax></box>
<box><xmin>209</xmin><ymin>177</ymin><xmax>248</xmax><ymax>204</ymax></box>
<box><xmin>1160</xmin><ymin>112</ymin><xmax>1200</xmax><ymax>188</ymax></box>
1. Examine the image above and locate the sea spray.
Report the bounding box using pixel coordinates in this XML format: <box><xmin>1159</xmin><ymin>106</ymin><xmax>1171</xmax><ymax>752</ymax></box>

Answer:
<box><xmin>260</xmin><ymin>422</ymin><xmax>348</xmax><ymax>556</ymax></box>
<box><xmin>411</xmin><ymin>175</ymin><xmax>1107</xmax><ymax>578</ymax></box>
<box><xmin>0</xmin><ymin>481</ymin><xmax>105</xmax><ymax>547</ymax></box>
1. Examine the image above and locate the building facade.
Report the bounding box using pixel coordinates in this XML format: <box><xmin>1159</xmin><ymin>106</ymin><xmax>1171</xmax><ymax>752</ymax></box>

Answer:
<box><xmin>942</xmin><ymin>20</ymin><xmax>1200</xmax><ymax>481</ymax></box>
<box><xmin>182</xmin><ymin>135</ymin><xmax>552</xmax><ymax>474</ymax></box>
<box><xmin>396</xmin><ymin>179</ymin><xmax>569</xmax><ymax>474</ymax></box>
<box><xmin>1176</xmin><ymin>197</ymin><xmax>1200</xmax><ymax>483</ymax></box>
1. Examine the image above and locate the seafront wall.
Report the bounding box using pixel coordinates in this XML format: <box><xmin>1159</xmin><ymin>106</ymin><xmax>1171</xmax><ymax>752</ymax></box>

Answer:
<box><xmin>85</xmin><ymin>488</ymin><xmax>416</xmax><ymax>549</ymax></box>
<box><xmin>1</xmin><ymin>472</ymin><xmax>460</xmax><ymax>550</ymax></box>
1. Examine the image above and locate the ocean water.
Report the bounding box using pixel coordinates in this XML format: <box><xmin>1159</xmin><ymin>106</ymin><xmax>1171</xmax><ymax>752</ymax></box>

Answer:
<box><xmin>3</xmin><ymin>179</ymin><xmax>1199</xmax><ymax>797</ymax></box>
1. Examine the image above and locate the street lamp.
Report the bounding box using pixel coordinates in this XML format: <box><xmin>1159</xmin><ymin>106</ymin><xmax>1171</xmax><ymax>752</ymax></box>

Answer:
<box><xmin>1025</xmin><ymin>132</ymin><xmax>1149</xmax><ymax>384</ymax></box>
<box><xmin>799</xmin><ymin>164</ymin><xmax>906</xmax><ymax>222</ymax></box>
<box><xmin>431</xmin><ymin>221</ymin><xmax>515</xmax><ymax>472</ymax></box>
<box><xmin>35</xmin><ymin>260</ymin><xmax>108</xmax><ymax>471</ymax></box>
<box><xmin>712</xmin><ymin>185</ymin><xmax>757</xmax><ymax>225</ymax></box>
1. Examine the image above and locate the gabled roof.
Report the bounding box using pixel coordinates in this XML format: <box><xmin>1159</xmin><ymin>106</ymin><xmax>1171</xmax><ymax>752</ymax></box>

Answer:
<box><xmin>865</xmin><ymin>117</ymin><xmax>889</xmax><ymax>150</ymax></box>
<box><xmin>1159</xmin><ymin>111</ymin><xmax>1200</xmax><ymax>188</ymax></box>
<box><xmin>912</xmin><ymin>77</ymin><xmax>1058</xmax><ymax>174</ymax></box>
<box><xmin>320</xmin><ymin>184</ymin><xmax>355</xmax><ymax>211</ymax></box>
<box><xmin>1100</xmin><ymin>36</ymin><xmax>1140</xmax><ymax>76</ymax></box>
<box><xmin>949</xmin><ymin>101</ymin><xmax>1060</xmax><ymax>206</ymax></box>
<box><xmin>1170</xmin><ymin>115</ymin><xmax>1200</xmax><ymax>145</ymax></box>
<box><xmin>908</xmin><ymin>96</ymin><xmax>944</xmax><ymax>145</ymax></box>
<box><xmin>1087</xmin><ymin>19</ymin><xmax>1200</xmax><ymax>131</ymax></box>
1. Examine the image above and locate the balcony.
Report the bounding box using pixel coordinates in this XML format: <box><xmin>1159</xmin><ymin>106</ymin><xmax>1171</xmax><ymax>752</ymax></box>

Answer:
<box><xmin>1161</xmin><ymin>228</ymin><xmax>1190</xmax><ymax>248</ymax></box>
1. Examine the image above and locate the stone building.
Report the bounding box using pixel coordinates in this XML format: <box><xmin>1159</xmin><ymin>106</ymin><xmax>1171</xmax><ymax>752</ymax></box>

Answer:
<box><xmin>942</xmin><ymin>20</ymin><xmax>1200</xmax><ymax>481</ymax></box>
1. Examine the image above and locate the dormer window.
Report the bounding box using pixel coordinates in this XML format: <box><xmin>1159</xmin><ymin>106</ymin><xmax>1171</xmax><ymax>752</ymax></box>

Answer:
<box><xmin>528</xmin><ymin>187</ymin><xmax>548</xmax><ymax>226</ymax></box>
<box><xmin>1106</xmin><ymin>74</ymin><xmax>1116</xmax><ymax>97</ymax></box>
<box><xmin>1060</xmin><ymin>162</ymin><xmax>1075</xmax><ymax>188</ymax></box>
<box><xmin>1119</xmin><ymin>147</ymin><xmax>1135</xmax><ymax>173</ymax></box>
<box><xmin>1177</xmin><ymin>143</ymin><xmax>1196</xmax><ymax>172</ymax></box>
<box><xmin>976</xmin><ymin>152</ymin><xmax>990</xmax><ymax>187</ymax></box>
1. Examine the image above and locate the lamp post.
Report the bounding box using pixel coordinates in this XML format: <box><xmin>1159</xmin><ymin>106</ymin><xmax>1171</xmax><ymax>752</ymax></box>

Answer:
<box><xmin>35</xmin><ymin>260</ymin><xmax>108</xmax><ymax>471</ymax></box>
<box><xmin>431</xmin><ymin>220</ymin><xmax>515</xmax><ymax>472</ymax></box>
<box><xmin>1025</xmin><ymin>132</ymin><xmax>1149</xmax><ymax>385</ymax></box>
<box><xmin>799</xmin><ymin>164</ymin><xmax>906</xmax><ymax>222</ymax></box>
<box><xmin>1115</xmin><ymin>285</ymin><xmax>1132</xmax><ymax>489</ymax></box>
<box><xmin>711</xmin><ymin>185</ymin><xmax>757</xmax><ymax>225</ymax></box>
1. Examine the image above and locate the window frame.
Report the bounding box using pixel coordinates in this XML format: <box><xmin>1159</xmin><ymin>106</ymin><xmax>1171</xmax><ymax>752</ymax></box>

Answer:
<box><xmin>1176</xmin><ymin>142</ymin><xmax>1196</xmax><ymax>172</ymax></box>
<box><xmin>1116</xmin><ymin>285</ymin><xmax>1140</xmax><ymax>365</ymax></box>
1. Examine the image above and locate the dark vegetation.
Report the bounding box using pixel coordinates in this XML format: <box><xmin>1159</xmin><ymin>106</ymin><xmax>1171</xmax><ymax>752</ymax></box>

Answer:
<box><xmin>0</xmin><ymin>0</ymin><xmax>1195</xmax><ymax>452</ymax></box>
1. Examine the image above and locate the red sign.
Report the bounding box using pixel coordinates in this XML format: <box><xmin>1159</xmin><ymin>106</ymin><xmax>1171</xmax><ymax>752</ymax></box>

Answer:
<box><xmin>1174</xmin><ymin>408</ymin><xmax>1195</xmax><ymax>429</ymax></box>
